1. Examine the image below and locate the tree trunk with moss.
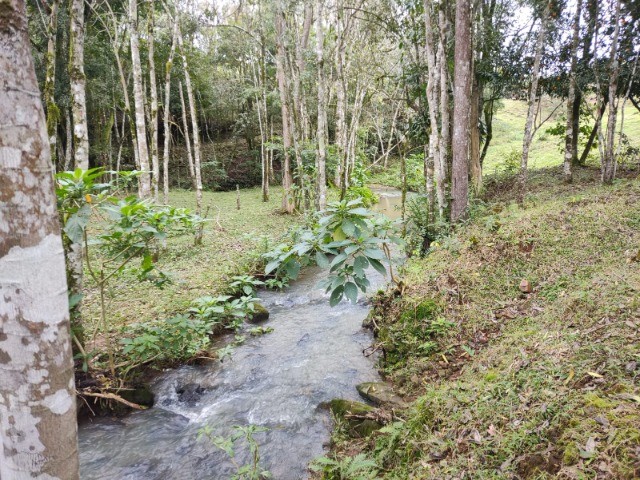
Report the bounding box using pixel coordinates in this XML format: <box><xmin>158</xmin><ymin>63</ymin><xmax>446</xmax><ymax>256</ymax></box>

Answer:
<box><xmin>0</xmin><ymin>2</ymin><xmax>79</xmax><ymax>477</ymax></box>
<box><xmin>602</xmin><ymin>0</ymin><xmax>621</xmax><ymax>184</ymax></box>
<box><xmin>44</xmin><ymin>0</ymin><xmax>60</xmax><ymax>168</ymax></box>
<box><xmin>129</xmin><ymin>0</ymin><xmax>152</xmax><ymax>197</ymax></box>
<box><xmin>69</xmin><ymin>0</ymin><xmax>89</xmax><ymax>169</ymax></box>
<box><xmin>451</xmin><ymin>0</ymin><xmax>472</xmax><ymax>222</ymax></box>
<box><xmin>275</xmin><ymin>5</ymin><xmax>295</xmax><ymax>213</ymax></box>
<box><xmin>315</xmin><ymin>0</ymin><xmax>328</xmax><ymax>210</ymax></box>
<box><xmin>148</xmin><ymin>2</ymin><xmax>159</xmax><ymax>200</ymax></box>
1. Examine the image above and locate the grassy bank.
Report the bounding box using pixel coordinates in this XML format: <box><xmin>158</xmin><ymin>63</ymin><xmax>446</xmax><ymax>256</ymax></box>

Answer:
<box><xmin>369</xmin><ymin>98</ymin><xmax>640</xmax><ymax>189</ymax></box>
<box><xmin>323</xmin><ymin>167</ymin><xmax>640</xmax><ymax>479</ymax></box>
<box><xmin>82</xmin><ymin>186</ymin><xmax>299</xmax><ymax>352</ymax></box>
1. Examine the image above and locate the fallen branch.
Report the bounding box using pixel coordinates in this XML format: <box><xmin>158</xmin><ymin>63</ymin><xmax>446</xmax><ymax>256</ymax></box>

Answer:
<box><xmin>78</xmin><ymin>390</ymin><xmax>147</xmax><ymax>410</ymax></box>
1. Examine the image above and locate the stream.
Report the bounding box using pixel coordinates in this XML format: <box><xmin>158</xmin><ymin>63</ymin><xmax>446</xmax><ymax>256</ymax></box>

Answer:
<box><xmin>78</xmin><ymin>188</ymin><xmax>404</xmax><ymax>480</ymax></box>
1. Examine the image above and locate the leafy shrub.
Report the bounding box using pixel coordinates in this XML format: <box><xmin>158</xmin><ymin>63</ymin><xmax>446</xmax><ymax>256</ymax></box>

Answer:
<box><xmin>501</xmin><ymin>148</ymin><xmax>521</xmax><ymax>174</ymax></box>
<box><xmin>189</xmin><ymin>294</ymin><xmax>259</xmax><ymax>331</ymax></box>
<box><xmin>345</xmin><ymin>186</ymin><xmax>379</xmax><ymax>208</ymax></box>
<box><xmin>228</xmin><ymin>275</ymin><xmax>265</xmax><ymax>296</ymax></box>
<box><xmin>121</xmin><ymin>315</ymin><xmax>212</xmax><ymax>366</ymax></box>
<box><xmin>405</xmin><ymin>195</ymin><xmax>450</xmax><ymax>256</ymax></box>
<box><xmin>263</xmin><ymin>198</ymin><xmax>402</xmax><ymax>306</ymax></box>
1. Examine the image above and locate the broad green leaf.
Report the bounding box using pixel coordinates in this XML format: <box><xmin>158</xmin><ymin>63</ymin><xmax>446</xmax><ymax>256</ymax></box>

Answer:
<box><xmin>329</xmin><ymin>285</ymin><xmax>344</xmax><ymax>306</ymax></box>
<box><xmin>341</xmin><ymin>219</ymin><xmax>356</xmax><ymax>236</ymax></box>
<box><xmin>344</xmin><ymin>282</ymin><xmax>358</xmax><ymax>303</ymax></box>
<box><xmin>265</xmin><ymin>260</ymin><xmax>281</xmax><ymax>275</ymax></box>
<box><xmin>315</xmin><ymin>251</ymin><xmax>330</xmax><ymax>268</ymax></box>
<box><xmin>363</xmin><ymin>248</ymin><xmax>385</xmax><ymax>260</ymax></box>
<box><xmin>368</xmin><ymin>258</ymin><xmax>387</xmax><ymax>275</ymax></box>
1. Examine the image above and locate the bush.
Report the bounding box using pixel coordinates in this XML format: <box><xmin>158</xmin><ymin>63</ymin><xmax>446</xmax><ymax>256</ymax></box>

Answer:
<box><xmin>120</xmin><ymin>315</ymin><xmax>212</xmax><ymax>366</ymax></box>
<box><xmin>345</xmin><ymin>186</ymin><xmax>379</xmax><ymax>208</ymax></box>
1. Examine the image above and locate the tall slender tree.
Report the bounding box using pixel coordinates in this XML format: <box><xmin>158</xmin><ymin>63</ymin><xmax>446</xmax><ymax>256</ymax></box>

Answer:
<box><xmin>602</xmin><ymin>0</ymin><xmax>621</xmax><ymax>184</ymax></box>
<box><xmin>178</xmin><ymin>24</ymin><xmax>203</xmax><ymax>242</ymax></box>
<box><xmin>315</xmin><ymin>0</ymin><xmax>328</xmax><ymax>210</ymax></box>
<box><xmin>69</xmin><ymin>0</ymin><xmax>89</xmax><ymax>169</ymax></box>
<box><xmin>564</xmin><ymin>0</ymin><xmax>582</xmax><ymax>183</ymax></box>
<box><xmin>129</xmin><ymin>0</ymin><xmax>152</xmax><ymax>197</ymax></box>
<box><xmin>43</xmin><ymin>0</ymin><xmax>60</xmax><ymax>167</ymax></box>
<box><xmin>0</xmin><ymin>1</ymin><xmax>79</xmax><ymax>477</ymax></box>
<box><xmin>148</xmin><ymin>1</ymin><xmax>160</xmax><ymax>199</ymax></box>
<box><xmin>451</xmin><ymin>0</ymin><xmax>472</xmax><ymax>222</ymax></box>
<box><xmin>520</xmin><ymin>2</ymin><xmax>551</xmax><ymax>202</ymax></box>
<box><xmin>163</xmin><ymin>18</ymin><xmax>179</xmax><ymax>204</ymax></box>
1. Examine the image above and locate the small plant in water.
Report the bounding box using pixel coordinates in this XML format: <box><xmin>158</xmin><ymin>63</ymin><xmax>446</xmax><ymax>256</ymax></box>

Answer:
<box><xmin>199</xmin><ymin>425</ymin><xmax>272</xmax><ymax>480</ymax></box>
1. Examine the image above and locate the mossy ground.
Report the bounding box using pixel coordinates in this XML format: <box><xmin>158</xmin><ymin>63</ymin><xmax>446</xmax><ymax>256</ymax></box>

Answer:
<box><xmin>82</xmin><ymin>186</ymin><xmax>299</xmax><ymax>340</ymax></box>
<box><xmin>328</xmin><ymin>167</ymin><xmax>640</xmax><ymax>479</ymax></box>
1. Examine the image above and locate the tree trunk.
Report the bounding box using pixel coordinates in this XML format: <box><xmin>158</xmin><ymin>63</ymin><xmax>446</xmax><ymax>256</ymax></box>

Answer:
<box><xmin>0</xmin><ymin>2</ymin><xmax>79</xmax><ymax>478</ymax></box>
<box><xmin>334</xmin><ymin>0</ymin><xmax>348</xmax><ymax>192</ymax></box>
<box><xmin>423</xmin><ymin>0</ymin><xmax>444</xmax><ymax>217</ymax></box>
<box><xmin>178</xmin><ymin>82</ymin><xmax>195</xmax><ymax>183</ymax></box>
<box><xmin>470</xmin><ymin>76</ymin><xmax>482</xmax><ymax>193</ymax></box>
<box><xmin>315</xmin><ymin>0</ymin><xmax>328</xmax><ymax>210</ymax></box>
<box><xmin>148</xmin><ymin>2</ymin><xmax>160</xmax><ymax>200</ymax></box>
<box><xmin>129</xmin><ymin>0</ymin><xmax>152</xmax><ymax>197</ymax></box>
<box><xmin>275</xmin><ymin>5</ymin><xmax>294</xmax><ymax>213</ymax></box>
<box><xmin>602</xmin><ymin>0</ymin><xmax>621</xmax><ymax>184</ymax></box>
<box><xmin>69</xmin><ymin>0</ymin><xmax>89</xmax><ymax>169</ymax></box>
<box><xmin>64</xmin><ymin>109</ymin><xmax>73</xmax><ymax>169</ymax></box>
<box><xmin>572</xmin><ymin>0</ymin><xmax>597</xmax><ymax>166</ymax></box>
<box><xmin>564</xmin><ymin>0</ymin><xmax>582</xmax><ymax>183</ymax></box>
<box><xmin>177</xmin><ymin>26</ymin><xmax>203</xmax><ymax>241</ymax></box>
<box><xmin>451</xmin><ymin>0</ymin><xmax>472</xmax><ymax>222</ymax></box>
<box><xmin>162</xmin><ymin>20</ymin><xmax>178</xmax><ymax>204</ymax></box>
<box><xmin>519</xmin><ymin>3</ymin><xmax>550</xmax><ymax>203</ymax></box>
<box><xmin>438</xmin><ymin>11</ymin><xmax>451</xmax><ymax>210</ymax></box>
<box><xmin>44</xmin><ymin>0</ymin><xmax>60</xmax><ymax>168</ymax></box>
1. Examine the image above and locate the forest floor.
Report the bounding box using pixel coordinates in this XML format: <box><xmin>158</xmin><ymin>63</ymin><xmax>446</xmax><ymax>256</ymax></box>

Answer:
<box><xmin>326</xmin><ymin>166</ymin><xmax>640</xmax><ymax>479</ymax></box>
<box><xmin>82</xmin><ymin>186</ymin><xmax>298</xmax><ymax>345</ymax></box>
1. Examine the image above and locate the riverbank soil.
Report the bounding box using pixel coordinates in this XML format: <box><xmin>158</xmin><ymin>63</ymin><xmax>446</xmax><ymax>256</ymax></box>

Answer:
<box><xmin>324</xmin><ymin>167</ymin><xmax>640</xmax><ymax>479</ymax></box>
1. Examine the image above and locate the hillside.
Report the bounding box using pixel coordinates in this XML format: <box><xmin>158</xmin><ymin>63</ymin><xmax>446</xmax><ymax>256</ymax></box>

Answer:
<box><xmin>325</xmin><ymin>167</ymin><xmax>640</xmax><ymax>479</ymax></box>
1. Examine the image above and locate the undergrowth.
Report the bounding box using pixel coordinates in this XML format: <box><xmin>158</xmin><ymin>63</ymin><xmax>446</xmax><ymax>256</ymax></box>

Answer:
<box><xmin>321</xmin><ymin>167</ymin><xmax>640</xmax><ymax>479</ymax></box>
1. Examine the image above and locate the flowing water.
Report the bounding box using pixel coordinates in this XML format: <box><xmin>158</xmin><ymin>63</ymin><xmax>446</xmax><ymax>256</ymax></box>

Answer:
<box><xmin>78</xmin><ymin>189</ymin><xmax>404</xmax><ymax>480</ymax></box>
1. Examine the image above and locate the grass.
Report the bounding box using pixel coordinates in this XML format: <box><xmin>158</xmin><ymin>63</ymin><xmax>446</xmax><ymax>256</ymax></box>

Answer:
<box><xmin>484</xmin><ymin>98</ymin><xmax>640</xmax><ymax>173</ymax></box>
<box><xmin>326</xmin><ymin>167</ymin><xmax>640</xmax><ymax>479</ymax></box>
<box><xmin>369</xmin><ymin>98</ymin><xmax>640</xmax><ymax>187</ymax></box>
<box><xmin>82</xmin><ymin>186</ymin><xmax>299</xmax><ymax>340</ymax></box>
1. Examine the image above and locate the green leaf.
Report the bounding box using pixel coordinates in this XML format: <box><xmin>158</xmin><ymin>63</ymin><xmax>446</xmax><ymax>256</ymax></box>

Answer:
<box><xmin>63</xmin><ymin>203</ymin><xmax>92</xmax><ymax>244</ymax></box>
<box><xmin>344</xmin><ymin>282</ymin><xmax>358</xmax><ymax>303</ymax></box>
<box><xmin>330</xmin><ymin>252</ymin><xmax>348</xmax><ymax>268</ymax></box>
<box><xmin>341</xmin><ymin>219</ymin><xmax>356</xmax><ymax>236</ymax></box>
<box><xmin>284</xmin><ymin>259</ymin><xmax>301</xmax><ymax>279</ymax></box>
<box><xmin>315</xmin><ymin>251</ymin><xmax>330</xmax><ymax>268</ymax></box>
<box><xmin>265</xmin><ymin>260</ymin><xmax>281</xmax><ymax>275</ymax></box>
<box><xmin>329</xmin><ymin>285</ymin><xmax>344</xmax><ymax>306</ymax></box>
<box><xmin>354</xmin><ymin>255</ymin><xmax>369</xmax><ymax>273</ymax></box>
<box><xmin>348</xmin><ymin>207</ymin><xmax>370</xmax><ymax>216</ymax></box>
<box><xmin>368</xmin><ymin>258</ymin><xmax>387</xmax><ymax>275</ymax></box>
<box><xmin>363</xmin><ymin>248</ymin><xmax>385</xmax><ymax>260</ymax></box>
<box><xmin>68</xmin><ymin>293</ymin><xmax>83</xmax><ymax>309</ymax></box>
